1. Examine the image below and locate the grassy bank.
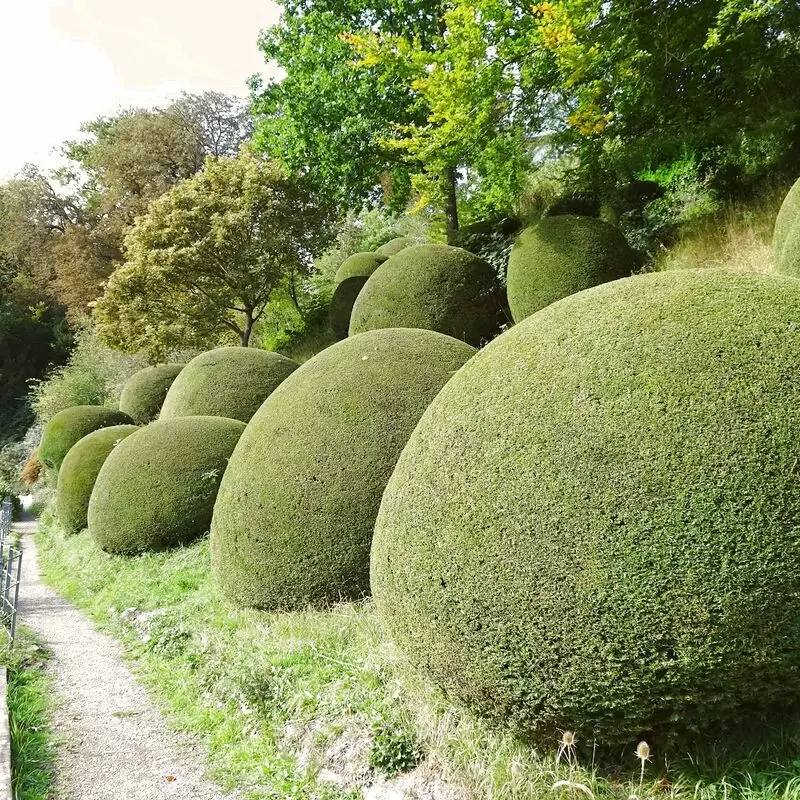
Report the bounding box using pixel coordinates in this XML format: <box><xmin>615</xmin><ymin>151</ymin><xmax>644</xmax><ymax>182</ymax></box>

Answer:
<box><xmin>35</xmin><ymin>511</ymin><xmax>800</xmax><ymax>800</ymax></box>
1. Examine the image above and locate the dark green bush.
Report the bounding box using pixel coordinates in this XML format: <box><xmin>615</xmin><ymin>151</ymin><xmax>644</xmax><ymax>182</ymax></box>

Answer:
<box><xmin>349</xmin><ymin>244</ymin><xmax>505</xmax><ymax>346</ymax></box>
<box><xmin>39</xmin><ymin>406</ymin><xmax>134</xmax><ymax>477</ymax></box>
<box><xmin>329</xmin><ymin>277</ymin><xmax>369</xmax><ymax>339</ymax></box>
<box><xmin>374</xmin><ymin>237</ymin><xmax>414</xmax><ymax>257</ymax></box>
<box><xmin>211</xmin><ymin>328</ymin><xmax>476</xmax><ymax>610</ymax></box>
<box><xmin>119</xmin><ymin>364</ymin><xmax>185</xmax><ymax>424</ymax></box>
<box><xmin>372</xmin><ymin>269</ymin><xmax>800</xmax><ymax>747</ymax></box>
<box><xmin>506</xmin><ymin>215</ymin><xmax>637</xmax><ymax>322</ymax></box>
<box><xmin>56</xmin><ymin>425</ymin><xmax>139</xmax><ymax>535</ymax></box>
<box><xmin>88</xmin><ymin>416</ymin><xmax>245</xmax><ymax>554</ymax></box>
<box><xmin>774</xmin><ymin>176</ymin><xmax>800</xmax><ymax>276</ymax></box>
<box><xmin>159</xmin><ymin>347</ymin><xmax>298</xmax><ymax>423</ymax></box>
<box><xmin>333</xmin><ymin>252</ymin><xmax>388</xmax><ymax>286</ymax></box>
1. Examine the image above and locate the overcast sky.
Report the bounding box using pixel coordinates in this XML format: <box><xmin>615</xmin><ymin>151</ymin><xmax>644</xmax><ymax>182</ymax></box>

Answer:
<box><xmin>0</xmin><ymin>0</ymin><xmax>281</xmax><ymax>180</ymax></box>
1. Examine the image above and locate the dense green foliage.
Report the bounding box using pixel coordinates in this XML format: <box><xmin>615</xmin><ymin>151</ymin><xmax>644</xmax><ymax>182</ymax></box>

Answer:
<box><xmin>119</xmin><ymin>364</ymin><xmax>185</xmax><ymax>424</ymax></box>
<box><xmin>329</xmin><ymin>277</ymin><xmax>369</xmax><ymax>339</ymax></box>
<box><xmin>374</xmin><ymin>237</ymin><xmax>415</xmax><ymax>257</ymax></box>
<box><xmin>349</xmin><ymin>244</ymin><xmax>505</xmax><ymax>345</ymax></box>
<box><xmin>56</xmin><ymin>425</ymin><xmax>139</xmax><ymax>535</ymax></box>
<box><xmin>88</xmin><ymin>416</ymin><xmax>245</xmax><ymax>554</ymax></box>
<box><xmin>39</xmin><ymin>406</ymin><xmax>134</xmax><ymax>476</ymax></box>
<box><xmin>211</xmin><ymin>328</ymin><xmax>476</xmax><ymax>610</ymax></box>
<box><xmin>160</xmin><ymin>347</ymin><xmax>299</xmax><ymax>423</ymax></box>
<box><xmin>774</xmin><ymin>176</ymin><xmax>800</xmax><ymax>276</ymax></box>
<box><xmin>507</xmin><ymin>215</ymin><xmax>638</xmax><ymax>321</ymax></box>
<box><xmin>373</xmin><ymin>269</ymin><xmax>800</xmax><ymax>747</ymax></box>
<box><xmin>333</xmin><ymin>252</ymin><xmax>388</xmax><ymax>285</ymax></box>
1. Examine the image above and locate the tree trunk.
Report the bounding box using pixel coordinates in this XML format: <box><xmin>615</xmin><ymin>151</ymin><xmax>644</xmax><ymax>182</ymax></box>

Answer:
<box><xmin>443</xmin><ymin>167</ymin><xmax>459</xmax><ymax>244</ymax></box>
<box><xmin>240</xmin><ymin>313</ymin><xmax>254</xmax><ymax>347</ymax></box>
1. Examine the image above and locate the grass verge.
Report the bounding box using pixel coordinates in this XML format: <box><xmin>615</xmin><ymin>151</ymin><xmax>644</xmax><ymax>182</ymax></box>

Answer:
<box><xmin>35</xmin><ymin>510</ymin><xmax>800</xmax><ymax>799</ymax></box>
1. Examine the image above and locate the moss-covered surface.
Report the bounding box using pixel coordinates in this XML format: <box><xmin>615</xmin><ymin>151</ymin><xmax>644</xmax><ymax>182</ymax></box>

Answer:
<box><xmin>506</xmin><ymin>214</ymin><xmax>637</xmax><ymax>322</ymax></box>
<box><xmin>160</xmin><ymin>347</ymin><xmax>298</xmax><ymax>423</ymax></box>
<box><xmin>329</xmin><ymin>277</ymin><xmax>369</xmax><ymax>339</ymax></box>
<box><xmin>56</xmin><ymin>425</ymin><xmax>139</xmax><ymax>535</ymax></box>
<box><xmin>88</xmin><ymin>416</ymin><xmax>245</xmax><ymax>554</ymax></box>
<box><xmin>372</xmin><ymin>269</ymin><xmax>800</xmax><ymax>747</ymax></box>
<box><xmin>774</xmin><ymin>176</ymin><xmax>800</xmax><ymax>276</ymax></box>
<box><xmin>211</xmin><ymin>328</ymin><xmax>476</xmax><ymax>610</ymax></box>
<box><xmin>349</xmin><ymin>244</ymin><xmax>504</xmax><ymax>346</ymax></box>
<box><xmin>39</xmin><ymin>406</ymin><xmax>134</xmax><ymax>477</ymax></box>
<box><xmin>374</xmin><ymin>237</ymin><xmax>414</xmax><ymax>257</ymax></box>
<box><xmin>333</xmin><ymin>252</ymin><xmax>388</xmax><ymax>286</ymax></box>
<box><xmin>119</xmin><ymin>364</ymin><xmax>185</xmax><ymax>424</ymax></box>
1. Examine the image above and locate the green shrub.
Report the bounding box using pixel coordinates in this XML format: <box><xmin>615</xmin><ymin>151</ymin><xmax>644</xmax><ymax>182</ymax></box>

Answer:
<box><xmin>506</xmin><ymin>215</ymin><xmax>638</xmax><ymax>322</ymax></box>
<box><xmin>88</xmin><ymin>416</ymin><xmax>245</xmax><ymax>554</ymax></box>
<box><xmin>211</xmin><ymin>328</ymin><xmax>476</xmax><ymax>610</ymax></box>
<box><xmin>119</xmin><ymin>364</ymin><xmax>185</xmax><ymax>424</ymax></box>
<box><xmin>774</xmin><ymin>176</ymin><xmax>800</xmax><ymax>276</ymax></box>
<box><xmin>374</xmin><ymin>237</ymin><xmax>414</xmax><ymax>257</ymax></box>
<box><xmin>329</xmin><ymin>277</ymin><xmax>369</xmax><ymax>340</ymax></box>
<box><xmin>349</xmin><ymin>244</ymin><xmax>505</xmax><ymax>346</ymax></box>
<box><xmin>159</xmin><ymin>347</ymin><xmax>298</xmax><ymax>423</ymax></box>
<box><xmin>372</xmin><ymin>269</ymin><xmax>800</xmax><ymax>747</ymax></box>
<box><xmin>333</xmin><ymin>252</ymin><xmax>388</xmax><ymax>286</ymax></box>
<box><xmin>56</xmin><ymin>425</ymin><xmax>139</xmax><ymax>535</ymax></box>
<box><xmin>39</xmin><ymin>406</ymin><xmax>134</xmax><ymax>477</ymax></box>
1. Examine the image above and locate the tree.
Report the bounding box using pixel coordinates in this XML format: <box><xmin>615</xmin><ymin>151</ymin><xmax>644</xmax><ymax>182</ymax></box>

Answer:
<box><xmin>94</xmin><ymin>153</ymin><xmax>334</xmax><ymax>360</ymax></box>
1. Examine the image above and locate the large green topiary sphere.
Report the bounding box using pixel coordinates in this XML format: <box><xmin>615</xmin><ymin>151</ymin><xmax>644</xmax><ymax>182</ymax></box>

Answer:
<box><xmin>374</xmin><ymin>236</ymin><xmax>414</xmax><ymax>257</ymax></box>
<box><xmin>372</xmin><ymin>269</ymin><xmax>800</xmax><ymax>747</ymax></box>
<box><xmin>333</xmin><ymin>252</ymin><xmax>388</xmax><ymax>286</ymax></box>
<box><xmin>39</xmin><ymin>406</ymin><xmax>134</xmax><ymax>476</ymax></box>
<box><xmin>89</xmin><ymin>416</ymin><xmax>245</xmax><ymax>554</ymax></box>
<box><xmin>506</xmin><ymin>214</ymin><xmax>637</xmax><ymax>322</ymax></box>
<box><xmin>211</xmin><ymin>328</ymin><xmax>476</xmax><ymax>610</ymax></box>
<box><xmin>774</xmin><ymin>176</ymin><xmax>800</xmax><ymax>276</ymax></box>
<box><xmin>56</xmin><ymin>425</ymin><xmax>139</xmax><ymax>535</ymax></box>
<box><xmin>329</xmin><ymin>277</ymin><xmax>369</xmax><ymax>339</ymax></box>
<box><xmin>349</xmin><ymin>244</ymin><xmax>504</xmax><ymax>346</ymax></box>
<box><xmin>119</xmin><ymin>364</ymin><xmax>185</xmax><ymax>424</ymax></box>
<box><xmin>159</xmin><ymin>347</ymin><xmax>298</xmax><ymax>423</ymax></box>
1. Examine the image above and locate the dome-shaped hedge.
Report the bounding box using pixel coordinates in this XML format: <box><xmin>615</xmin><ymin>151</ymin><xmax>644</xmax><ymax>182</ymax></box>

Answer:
<box><xmin>89</xmin><ymin>416</ymin><xmax>245</xmax><ymax>554</ymax></box>
<box><xmin>211</xmin><ymin>328</ymin><xmax>476</xmax><ymax>610</ymax></box>
<box><xmin>375</xmin><ymin>236</ymin><xmax>414</xmax><ymax>257</ymax></box>
<box><xmin>329</xmin><ymin>277</ymin><xmax>369</xmax><ymax>339</ymax></box>
<box><xmin>349</xmin><ymin>244</ymin><xmax>504</xmax><ymax>346</ymax></box>
<box><xmin>119</xmin><ymin>364</ymin><xmax>185</xmax><ymax>424</ymax></box>
<box><xmin>333</xmin><ymin>252</ymin><xmax>388</xmax><ymax>286</ymax></box>
<box><xmin>39</xmin><ymin>406</ymin><xmax>134</xmax><ymax>476</ymax></box>
<box><xmin>159</xmin><ymin>347</ymin><xmax>298</xmax><ymax>423</ymax></box>
<box><xmin>56</xmin><ymin>425</ymin><xmax>139</xmax><ymax>535</ymax></box>
<box><xmin>774</xmin><ymin>176</ymin><xmax>800</xmax><ymax>276</ymax></box>
<box><xmin>506</xmin><ymin>214</ymin><xmax>637</xmax><ymax>322</ymax></box>
<box><xmin>372</xmin><ymin>269</ymin><xmax>800</xmax><ymax>747</ymax></box>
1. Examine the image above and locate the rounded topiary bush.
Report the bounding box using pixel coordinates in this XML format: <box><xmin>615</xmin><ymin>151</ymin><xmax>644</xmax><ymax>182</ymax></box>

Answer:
<box><xmin>506</xmin><ymin>214</ymin><xmax>637</xmax><ymax>322</ymax></box>
<box><xmin>372</xmin><ymin>269</ymin><xmax>800</xmax><ymax>747</ymax></box>
<box><xmin>211</xmin><ymin>328</ymin><xmax>476</xmax><ymax>610</ymax></box>
<box><xmin>329</xmin><ymin>277</ymin><xmax>369</xmax><ymax>339</ymax></box>
<box><xmin>333</xmin><ymin>252</ymin><xmax>388</xmax><ymax>286</ymax></box>
<box><xmin>774</xmin><ymin>176</ymin><xmax>800</xmax><ymax>276</ymax></box>
<box><xmin>159</xmin><ymin>347</ymin><xmax>298</xmax><ymax>423</ymax></box>
<box><xmin>89</xmin><ymin>416</ymin><xmax>245</xmax><ymax>554</ymax></box>
<box><xmin>375</xmin><ymin>236</ymin><xmax>414</xmax><ymax>257</ymax></box>
<box><xmin>39</xmin><ymin>406</ymin><xmax>134</xmax><ymax>476</ymax></box>
<box><xmin>349</xmin><ymin>244</ymin><xmax>504</xmax><ymax>346</ymax></box>
<box><xmin>56</xmin><ymin>425</ymin><xmax>139</xmax><ymax>535</ymax></box>
<box><xmin>119</xmin><ymin>364</ymin><xmax>185</xmax><ymax>424</ymax></box>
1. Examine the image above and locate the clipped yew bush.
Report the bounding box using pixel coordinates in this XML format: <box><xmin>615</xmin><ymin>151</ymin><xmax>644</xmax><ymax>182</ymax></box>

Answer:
<box><xmin>119</xmin><ymin>364</ymin><xmax>185</xmax><ymax>424</ymax></box>
<box><xmin>506</xmin><ymin>214</ymin><xmax>637</xmax><ymax>322</ymax></box>
<box><xmin>375</xmin><ymin>236</ymin><xmax>414</xmax><ymax>257</ymax></box>
<box><xmin>774</xmin><ymin>176</ymin><xmax>800</xmax><ymax>276</ymax></box>
<box><xmin>333</xmin><ymin>252</ymin><xmax>388</xmax><ymax>286</ymax></box>
<box><xmin>211</xmin><ymin>328</ymin><xmax>476</xmax><ymax>610</ymax></box>
<box><xmin>160</xmin><ymin>347</ymin><xmax>298</xmax><ymax>423</ymax></box>
<box><xmin>372</xmin><ymin>269</ymin><xmax>800</xmax><ymax>747</ymax></box>
<box><xmin>56</xmin><ymin>425</ymin><xmax>139</xmax><ymax>535</ymax></box>
<box><xmin>349</xmin><ymin>244</ymin><xmax>504</xmax><ymax>346</ymax></box>
<box><xmin>39</xmin><ymin>406</ymin><xmax>134</xmax><ymax>476</ymax></box>
<box><xmin>89</xmin><ymin>416</ymin><xmax>245</xmax><ymax>554</ymax></box>
<box><xmin>329</xmin><ymin>277</ymin><xmax>369</xmax><ymax>339</ymax></box>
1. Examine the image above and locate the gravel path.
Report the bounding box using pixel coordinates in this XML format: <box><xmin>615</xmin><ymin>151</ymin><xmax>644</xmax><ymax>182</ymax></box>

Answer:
<box><xmin>13</xmin><ymin>516</ymin><xmax>236</xmax><ymax>800</ymax></box>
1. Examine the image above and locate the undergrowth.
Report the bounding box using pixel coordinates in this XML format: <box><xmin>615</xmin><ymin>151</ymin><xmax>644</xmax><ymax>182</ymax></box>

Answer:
<box><xmin>35</xmin><ymin>511</ymin><xmax>800</xmax><ymax>799</ymax></box>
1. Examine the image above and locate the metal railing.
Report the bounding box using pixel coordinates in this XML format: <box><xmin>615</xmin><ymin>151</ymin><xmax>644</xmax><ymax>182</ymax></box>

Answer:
<box><xmin>0</xmin><ymin>498</ymin><xmax>22</xmax><ymax>647</ymax></box>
